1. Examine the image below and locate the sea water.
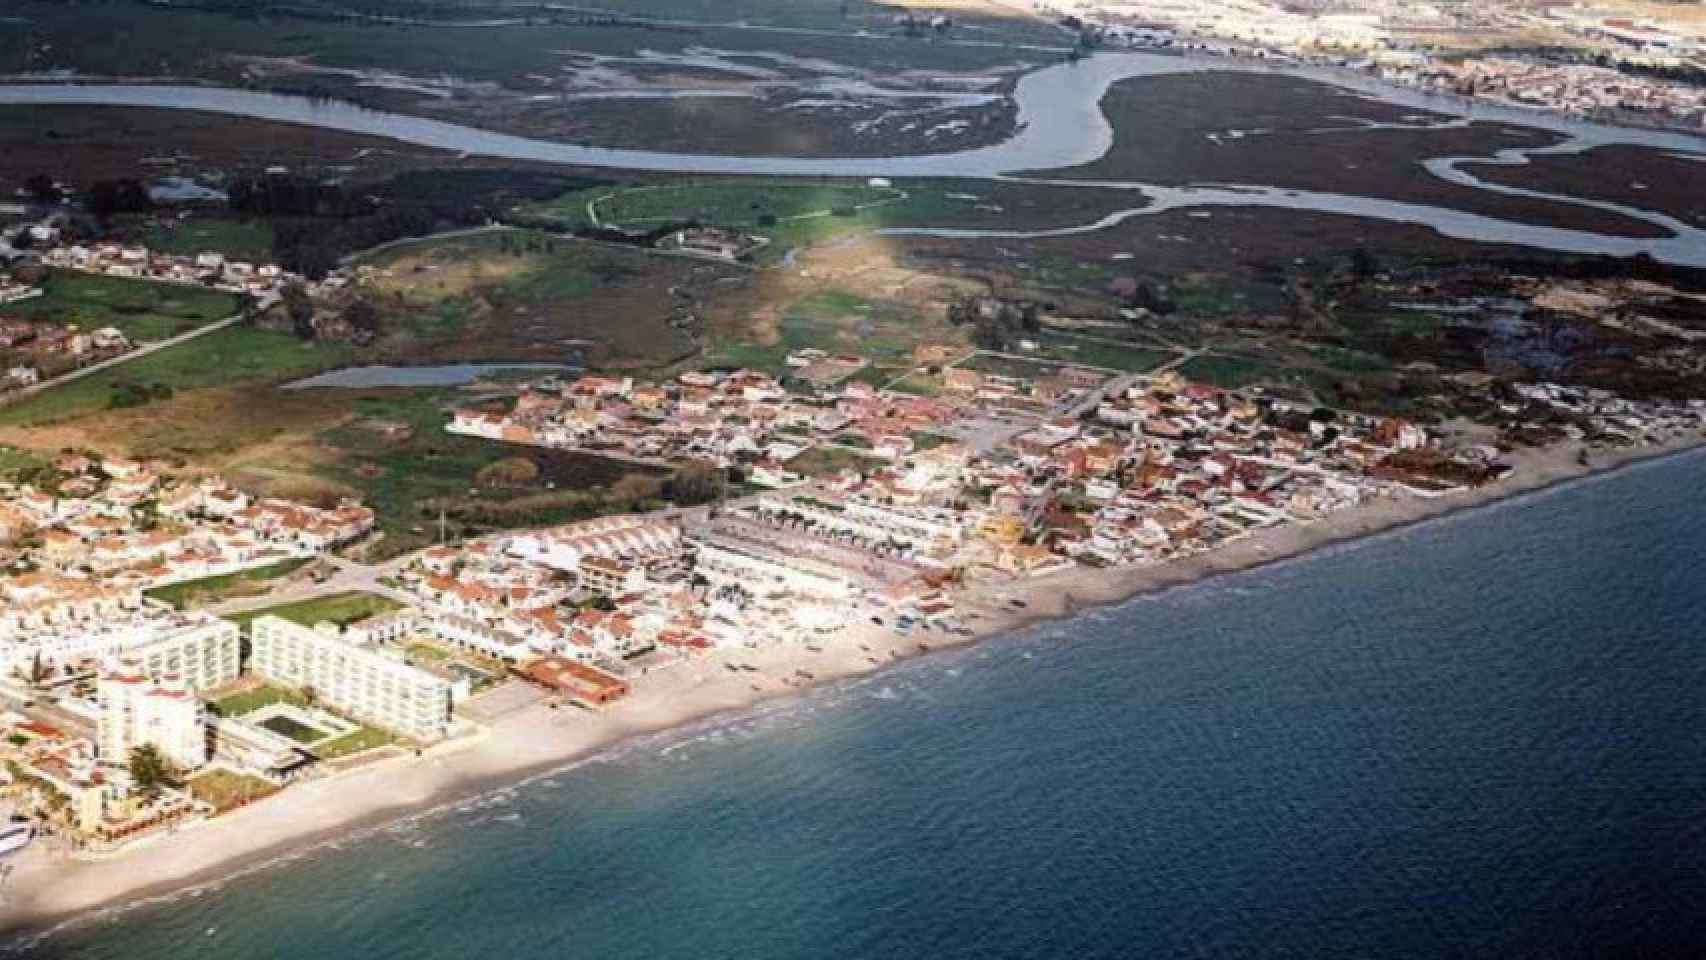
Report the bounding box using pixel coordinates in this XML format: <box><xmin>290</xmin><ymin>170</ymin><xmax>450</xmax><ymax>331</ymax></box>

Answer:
<box><xmin>18</xmin><ymin>450</ymin><xmax>1706</xmax><ymax>959</ymax></box>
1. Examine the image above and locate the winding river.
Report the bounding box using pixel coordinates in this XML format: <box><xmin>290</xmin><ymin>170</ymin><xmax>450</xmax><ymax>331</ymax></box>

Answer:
<box><xmin>3</xmin><ymin>53</ymin><xmax>1704</xmax><ymax>264</ymax></box>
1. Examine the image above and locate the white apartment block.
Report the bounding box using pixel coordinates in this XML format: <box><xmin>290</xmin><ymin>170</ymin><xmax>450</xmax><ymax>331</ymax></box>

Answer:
<box><xmin>249</xmin><ymin>617</ymin><xmax>452</xmax><ymax>741</ymax></box>
<box><xmin>692</xmin><ymin>537</ymin><xmax>853</xmax><ymax>600</ymax></box>
<box><xmin>98</xmin><ymin>666</ymin><xmax>209</xmax><ymax>770</ymax></box>
<box><xmin>129</xmin><ymin>618</ymin><xmax>242</xmax><ymax>692</ymax></box>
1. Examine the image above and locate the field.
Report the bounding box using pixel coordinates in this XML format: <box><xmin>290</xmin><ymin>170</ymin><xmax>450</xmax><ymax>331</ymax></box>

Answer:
<box><xmin>235</xmin><ymin>389</ymin><xmax>665</xmax><ymax>559</ymax></box>
<box><xmin>143</xmin><ymin>557</ymin><xmax>313</xmax><ymax>610</ymax></box>
<box><xmin>526</xmin><ymin>180</ymin><xmax>1132</xmax><ymax>262</ymax></box>
<box><xmin>140</xmin><ymin>218</ymin><xmax>276</xmax><ymax>263</ymax></box>
<box><xmin>186</xmin><ymin>769</ymin><xmax>279</xmax><ymax>813</ymax></box>
<box><xmin>223</xmin><ymin>593</ymin><xmax>403</xmax><ymax>635</ymax></box>
<box><xmin>6</xmin><ymin>271</ymin><xmax>243</xmax><ymax>343</ymax></box>
<box><xmin>355</xmin><ymin>229</ymin><xmax>727</xmax><ymax>369</ymax></box>
<box><xmin>0</xmin><ymin>325</ymin><xmax>356</xmax><ymax>429</ymax></box>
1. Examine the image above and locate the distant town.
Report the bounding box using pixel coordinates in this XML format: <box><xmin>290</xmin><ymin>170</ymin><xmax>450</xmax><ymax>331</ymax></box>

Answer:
<box><xmin>1040</xmin><ymin>0</ymin><xmax>1706</xmax><ymax>129</ymax></box>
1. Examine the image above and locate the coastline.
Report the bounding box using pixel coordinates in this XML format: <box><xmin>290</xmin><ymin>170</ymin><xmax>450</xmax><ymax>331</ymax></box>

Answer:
<box><xmin>3</xmin><ymin>432</ymin><xmax>1702</xmax><ymax>946</ymax></box>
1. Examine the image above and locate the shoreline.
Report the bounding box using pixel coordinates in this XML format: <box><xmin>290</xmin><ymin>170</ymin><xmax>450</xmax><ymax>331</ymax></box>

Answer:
<box><xmin>3</xmin><ymin>432</ymin><xmax>1702</xmax><ymax>946</ymax></box>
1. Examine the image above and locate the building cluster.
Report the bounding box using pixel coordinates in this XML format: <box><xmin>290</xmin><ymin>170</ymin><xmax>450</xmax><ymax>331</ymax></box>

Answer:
<box><xmin>0</xmin><ymin>311</ymin><xmax>132</xmax><ymax>392</ymax></box>
<box><xmin>1503</xmin><ymin>382</ymin><xmax>1706</xmax><ymax>446</ymax></box>
<box><xmin>1375</xmin><ymin>56</ymin><xmax>1706</xmax><ymax>126</ymax></box>
<box><xmin>39</xmin><ymin>243</ymin><xmax>297</xmax><ymax>299</ymax></box>
<box><xmin>0</xmin><ymin>458</ymin><xmax>373</xmax><ymax>677</ymax></box>
<box><xmin>1034</xmin><ymin>1</ymin><xmax>1706</xmax><ymax>130</ymax></box>
<box><xmin>449</xmin><ymin>368</ymin><xmax>970</xmax><ymax>488</ymax></box>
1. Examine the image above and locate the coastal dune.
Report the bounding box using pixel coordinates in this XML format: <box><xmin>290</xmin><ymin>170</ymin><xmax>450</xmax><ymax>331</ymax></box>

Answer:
<box><xmin>3</xmin><ymin>434</ymin><xmax>1700</xmax><ymax>943</ymax></box>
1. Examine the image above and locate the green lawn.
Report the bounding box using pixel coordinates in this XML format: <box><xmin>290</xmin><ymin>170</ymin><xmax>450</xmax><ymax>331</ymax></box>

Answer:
<box><xmin>1178</xmin><ymin>354</ymin><xmax>1291</xmax><ymax>390</ymax></box>
<box><xmin>144</xmin><ymin>556</ymin><xmax>312</xmax><ymax>610</ymax></box>
<box><xmin>210</xmin><ymin>682</ymin><xmax>306</xmax><ymax>718</ymax></box>
<box><xmin>1026</xmin><ymin>333</ymin><xmax>1177</xmax><ymax>373</ymax></box>
<box><xmin>313</xmin><ymin>726</ymin><xmax>397</xmax><ymax>760</ymax></box>
<box><xmin>0</xmin><ymin>445</ymin><xmax>47</xmax><ymax>480</ymax></box>
<box><xmin>0</xmin><ymin>325</ymin><xmax>356</xmax><ymax>427</ymax></box>
<box><xmin>526</xmin><ymin>180</ymin><xmax>1053</xmax><ymax>263</ymax></box>
<box><xmin>141</xmin><ymin>218</ymin><xmax>274</xmax><ymax>263</ymax></box>
<box><xmin>787</xmin><ymin>446</ymin><xmax>883</xmax><ymax>477</ymax></box>
<box><xmin>7</xmin><ymin>270</ymin><xmax>243</xmax><ymax>342</ymax></box>
<box><xmin>187</xmin><ymin>769</ymin><xmax>279</xmax><ymax>812</ymax></box>
<box><xmin>225</xmin><ymin>592</ymin><xmax>403</xmax><ymax>634</ymax></box>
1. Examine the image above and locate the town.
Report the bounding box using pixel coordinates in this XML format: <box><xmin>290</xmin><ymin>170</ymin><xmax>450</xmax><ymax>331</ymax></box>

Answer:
<box><xmin>1</xmin><ymin>338</ymin><xmax>1700</xmax><ymax>854</ymax></box>
<box><xmin>1040</xmin><ymin>0</ymin><xmax>1706</xmax><ymax>129</ymax></box>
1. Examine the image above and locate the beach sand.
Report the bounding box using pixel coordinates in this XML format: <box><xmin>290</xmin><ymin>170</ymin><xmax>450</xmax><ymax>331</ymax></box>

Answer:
<box><xmin>3</xmin><ymin>433</ymin><xmax>1701</xmax><ymax>941</ymax></box>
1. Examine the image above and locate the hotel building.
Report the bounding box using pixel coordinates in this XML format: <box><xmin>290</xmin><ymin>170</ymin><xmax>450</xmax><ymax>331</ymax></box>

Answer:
<box><xmin>249</xmin><ymin>616</ymin><xmax>453</xmax><ymax>741</ymax></box>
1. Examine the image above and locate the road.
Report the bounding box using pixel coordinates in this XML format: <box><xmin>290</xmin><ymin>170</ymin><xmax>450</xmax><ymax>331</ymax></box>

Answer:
<box><xmin>0</xmin><ymin>313</ymin><xmax>246</xmax><ymax>408</ymax></box>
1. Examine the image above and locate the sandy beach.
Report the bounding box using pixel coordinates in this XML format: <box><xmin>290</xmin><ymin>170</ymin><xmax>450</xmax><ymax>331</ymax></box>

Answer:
<box><xmin>3</xmin><ymin>432</ymin><xmax>1702</xmax><ymax>943</ymax></box>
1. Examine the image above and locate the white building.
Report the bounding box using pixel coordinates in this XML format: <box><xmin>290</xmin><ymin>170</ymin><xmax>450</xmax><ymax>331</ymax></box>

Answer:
<box><xmin>97</xmin><ymin>665</ymin><xmax>209</xmax><ymax>770</ymax></box>
<box><xmin>249</xmin><ymin>617</ymin><xmax>452</xmax><ymax>741</ymax></box>
<box><xmin>128</xmin><ymin>618</ymin><xmax>242</xmax><ymax>692</ymax></box>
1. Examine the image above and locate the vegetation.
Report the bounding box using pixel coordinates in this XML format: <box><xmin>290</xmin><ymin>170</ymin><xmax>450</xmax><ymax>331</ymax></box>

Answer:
<box><xmin>5</xmin><ymin>270</ymin><xmax>243</xmax><ymax>342</ymax></box>
<box><xmin>223</xmin><ymin>592</ymin><xmax>403</xmax><ymax>634</ymax></box>
<box><xmin>0</xmin><ymin>325</ymin><xmax>355</xmax><ymax>427</ymax></box>
<box><xmin>127</xmin><ymin>744</ymin><xmax>176</xmax><ymax>802</ymax></box>
<box><xmin>187</xmin><ymin>769</ymin><xmax>279</xmax><ymax>812</ymax></box>
<box><xmin>143</xmin><ymin>557</ymin><xmax>313</xmax><ymax>610</ymax></box>
<box><xmin>210</xmin><ymin>683</ymin><xmax>307</xmax><ymax>718</ymax></box>
<box><xmin>140</xmin><ymin>218</ymin><xmax>274</xmax><ymax>263</ymax></box>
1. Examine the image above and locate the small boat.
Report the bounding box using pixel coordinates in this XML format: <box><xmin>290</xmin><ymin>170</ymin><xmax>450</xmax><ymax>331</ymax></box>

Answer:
<box><xmin>724</xmin><ymin>664</ymin><xmax>741</xmax><ymax>673</ymax></box>
<box><xmin>795</xmin><ymin>669</ymin><xmax>815</xmax><ymax>680</ymax></box>
<box><xmin>0</xmin><ymin>823</ymin><xmax>33</xmax><ymax>860</ymax></box>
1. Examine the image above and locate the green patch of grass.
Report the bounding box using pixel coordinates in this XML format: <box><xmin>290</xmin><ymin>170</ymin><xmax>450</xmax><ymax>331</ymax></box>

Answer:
<box><xmin>1178</xmin><ymin>354</ymin><xmax>1295</xmax><ymax>390</ymax></box>
<box><xmin>0</xmin><ymin>325</ymin><xmax>357</xmax><ymax>427</ymax></box>
<box><xmin>187</xmin><ymin>769</ymin><xmax>279</xmax><ymax>812</ymax></box>
<box><xmin>141</xmin><ymin>218</ymin><xmax>274</xmax><ymax>262</ymax></box>
<box><xmin>8</xmin><ymin>270</ymin><xmax>243</xmax><ymax>342</ymax></box>
<box><xmin>285</xmin><ymin>389</ymin><xmax>657</xmax><ymax>559</ymax></box>
<box><xmin>225</xmin><ymin>592</ymin><xmax>402</xmax><ymax>634</ymax></box>
<box><xmin>1027</xmin><ymin>333</ymin><xmax>1176</xmax><ymax>373</ymax></box>
<box><xmin>210</xmin><ymin>682</ymin><xmax>306</xmax><ymax>718</ymax></box>
<box><xmin>313</xmin><ymin>725</ymin><xmax>396</xmax><ymax>760</ymax></box>
<box><xmin>0</xmin><ymin>445</ymin><xmax>47</xmax><ymax>481</ymax></box>
<box><xmin>144</xmin><ymin>556</ymin><xmax>312</xmax><ymax>610</ymax></box>
<box><xmin>787</xmin><ymin>445</ymin><xmax>883</xmax><ymax>477</ymax></box>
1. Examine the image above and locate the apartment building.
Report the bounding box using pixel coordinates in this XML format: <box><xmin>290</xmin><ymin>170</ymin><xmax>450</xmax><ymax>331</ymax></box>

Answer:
<box><xmin>97</xmin><ymin>665</ymin><xmax>209</xmax><ymax>770</ymax></box>
<box><xmin>249</xmin><ymin>617</ymin><xmax>452</xmax><ymax>741</ymax></box>
<box><xmin>129</xmin><ymin>618</ymin><xmax>242</xmax><ymax>692</ymax></box>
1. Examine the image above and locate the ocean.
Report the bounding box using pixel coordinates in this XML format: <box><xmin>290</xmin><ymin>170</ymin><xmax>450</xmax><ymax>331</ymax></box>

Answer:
<box><xmin>19</xmin><ymin>450</ymin><xmax>1706</xmax><ymax>959</ymax></box>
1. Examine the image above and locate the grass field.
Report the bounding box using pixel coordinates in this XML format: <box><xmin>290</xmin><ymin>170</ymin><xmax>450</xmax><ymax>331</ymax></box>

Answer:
<box><xmin>706</xmin><ymin>288</ymin><xmax>940</xmax><ymax>374</ymax></box>
<box><xmin>187</xmin><ymin>769</ymin><xmax>280</xmax><ymax>813</ymax></box>
<box><xmin>7</xmin><ymin>270</ymin><xmax>243</xmax><ymax>342</ymax></box>
<box><xmin>0</xmin><ymin>445</ymin><xmax>46</xmax><ymax>480</ymax></box>
<box><xmin>1025</xmin><ymin>333</ymin><xmax>1177</xmax><ymax>373</ymax></box>
<box><xmin>210</xmin><ymin>682</ymin><xmax>307</xmax><ymax>718</ymax></box>
<box><xmin>0</xmin><ymin>325</ymin><xmax>356</xmax><ymax>427</ymax></box>
<box><xmin>355</xmin><ymin>229</ymin><xmax>712</xmax><ymax>369</ymax></box>
<box><xmin>224</xmin><ymin>592</ymin><xmax>403</xmax><ymax>634</ymax></box>
<box><xmin>527</xmin><ymin>180</ymin><xmax>1048</xmax><ymax>262</ymax></box>
<box><xmin>141</xmin><ymin>218</ymin><xmax>275</xmax><ymax>263</ymax></box>
<box><xmin>245</xmin><ymin>389</ymin><xmax>659</xmax><ymax>559</ymax></box>
<box><xmin>143</xmin><ymin>557</ymin><xmax>313</xmax><ymax>610</ymax></box>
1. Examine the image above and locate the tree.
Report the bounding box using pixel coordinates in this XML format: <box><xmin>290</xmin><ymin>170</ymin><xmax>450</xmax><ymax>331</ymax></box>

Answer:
<box><xmin>84</xmin><ymin>179</ymin><xmax>152</xmax><ymax>221</ymax></box>
<box><xmin>128</xmin><ymin>744</ymin><xmax>174</xmax><ymax>802</ymax></box>
<box><xmin>300</xmin><ymin>684</ymin><xmax>320</xmax><ymax>709</ymax></box>
<box><xmin>24</xmin><ymin>174</ymin><xmax>60</xmax><ymax>206</ymax></box>
<box><xmin>666</xmin><ymin>461</ymin><xmax>723</xmax><ymax>506</ymax></box>
<box><xmin>281</xmin><ymin>283</ymin><xmax>316</xmax><ymax>340</ymax></box>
